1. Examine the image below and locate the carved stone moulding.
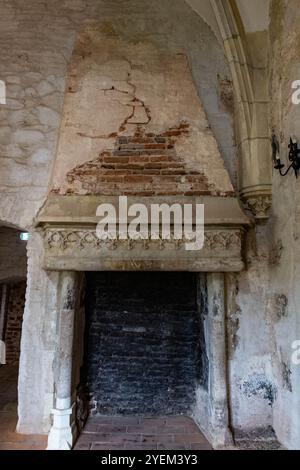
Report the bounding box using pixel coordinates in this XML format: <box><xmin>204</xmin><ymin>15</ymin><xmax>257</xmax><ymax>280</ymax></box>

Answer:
<box><xmin>36</xmin><ymin>195</ymin><xmax>250</xmax><ymax>273</ymax></box>
<box><xmin>240</xmin><ymin>186</ymin><xmax>272</xmax><ymax>221</ymax></box>
<box><xmin>41</xmin><ymin>226</ymin><xmax>245</xmax><ymax>273</ymax></box>
<box><xmin>45</xmin><ymin>228</ymin><xmax>242</xmax><ymax>252</ymax></box>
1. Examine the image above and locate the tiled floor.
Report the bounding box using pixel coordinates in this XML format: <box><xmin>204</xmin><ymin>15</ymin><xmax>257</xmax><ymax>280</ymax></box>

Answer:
<box><xmin>0</xmin><ymin>365</ymin><xmax>47</xmax><ymax>450</ymax></box>
<box><xmin>74</xmin><ymin>416</ymin><xmax>213</xmax><ymax>450</ymax></box>
<box><xmin>0</xmin><ymin>366</ymin><xmax>212</xmax><ymax>451</ymax></box>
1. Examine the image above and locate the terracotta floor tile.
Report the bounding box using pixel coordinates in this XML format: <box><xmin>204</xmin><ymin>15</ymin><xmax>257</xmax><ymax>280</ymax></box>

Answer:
<box><xmin>0</xmin><ymin>367</ymin><xmax>212</xmax><ymax>451</ymax></box>
<box><xmin>74</xmin><ymin>416</ymin><xmax>212</xmax><ymax>451</ymax></box>
<box><xmin>91</xmin><ymin>443</ymin><xmax>125</xmax><ymax>450</ymax></box>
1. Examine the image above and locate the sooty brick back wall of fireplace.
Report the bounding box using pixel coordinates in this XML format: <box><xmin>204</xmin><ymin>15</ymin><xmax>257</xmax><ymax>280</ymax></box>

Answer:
<box><xmin>81</xmin><ymin>272</ymin><xmax>208</xmax><ymax>416</ymax></box>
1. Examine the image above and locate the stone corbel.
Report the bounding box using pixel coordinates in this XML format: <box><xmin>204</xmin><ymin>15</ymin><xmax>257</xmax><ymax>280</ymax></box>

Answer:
<box><xmin>240</xmin><ymin>189</ymin><xmax>272</xmax><ymax>221</ymax></box>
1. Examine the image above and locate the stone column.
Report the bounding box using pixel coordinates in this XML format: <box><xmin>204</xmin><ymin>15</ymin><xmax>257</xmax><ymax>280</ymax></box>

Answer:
<box><xmin>211</xmin><ymin>0</ymin><xmax>272</xmax><ymax>220</ymax></box>
<box><xmin>47</xmin><ymin>271</ymin><xmax>78</xmax><ymax>450</ymax></box>
<box><xmin>206</xmin><ymin>273</ymin><xmax>232</xmax><ymax>447</ymax></box>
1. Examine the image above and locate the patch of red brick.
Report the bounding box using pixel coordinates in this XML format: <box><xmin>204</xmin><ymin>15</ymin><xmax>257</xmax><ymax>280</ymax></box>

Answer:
<box><xmin>61</xmin><ymin>125</ymin><xmax>233</xmax><ymax>197</ymax></box>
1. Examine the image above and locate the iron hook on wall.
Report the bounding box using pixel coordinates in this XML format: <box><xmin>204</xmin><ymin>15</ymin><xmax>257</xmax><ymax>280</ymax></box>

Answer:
<box><xmin>272</xmin><ymin>134</ymin><xmax>300</xmax><ymax>178</ymax></box>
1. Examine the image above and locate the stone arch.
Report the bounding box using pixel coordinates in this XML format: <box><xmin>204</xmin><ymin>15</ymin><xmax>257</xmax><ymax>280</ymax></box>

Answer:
<box><xmin>186</xmin><ymin>0</ymin><xmax>272</xmax><ymax>219</ymax></box>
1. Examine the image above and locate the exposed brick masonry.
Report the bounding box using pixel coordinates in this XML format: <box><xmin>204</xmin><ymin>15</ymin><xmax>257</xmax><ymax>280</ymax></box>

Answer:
<box><xmin>75</xmin><ymin>416</ymin><xmax>212</xmax><ymax>450</ymax></box>
<box><xmin>81</xmin><ymin>272</ymin><xmax>207</xmax><ymax>416</ymax></box>
<box><xmin>64</xmin><ymin>125</ymin><xmax>229</xmax><ymax>196</ymax></box>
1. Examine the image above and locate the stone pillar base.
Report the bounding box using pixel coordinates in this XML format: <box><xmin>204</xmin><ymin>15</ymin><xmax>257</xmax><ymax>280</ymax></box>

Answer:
<box><xmin>47</xmin><ymin>404</ymin><xmax>77</xmax><ymax>450</ymax></box>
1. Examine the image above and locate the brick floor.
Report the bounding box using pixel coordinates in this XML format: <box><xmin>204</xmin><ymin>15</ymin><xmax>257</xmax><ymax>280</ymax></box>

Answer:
<box><xmin>74</xmin><ymin>416</ymin><xmax>213</xmax><ymax>450</ymax></box>
<box><xmin>0</xmin><ymin>366</ymin><xmax>212</xmax><ymax>451</ymax></box>
<box><xmin>0</xmin><ymin>365</ymin><xmax>47</xmax><ymax>450</ymax></box>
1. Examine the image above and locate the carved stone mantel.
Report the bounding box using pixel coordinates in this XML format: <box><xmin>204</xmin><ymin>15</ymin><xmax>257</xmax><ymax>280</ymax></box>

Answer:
<box><xmin>36</xmin><ymin>195</ymin><xmax>250</xmax><ymax>273</ymax></box>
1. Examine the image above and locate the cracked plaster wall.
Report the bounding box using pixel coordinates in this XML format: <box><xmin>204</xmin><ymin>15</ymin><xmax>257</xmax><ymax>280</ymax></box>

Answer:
<box><xmin>50</xmin><ymin>25</ymin><xmax>233</xmax><ymax>196</ymax></box>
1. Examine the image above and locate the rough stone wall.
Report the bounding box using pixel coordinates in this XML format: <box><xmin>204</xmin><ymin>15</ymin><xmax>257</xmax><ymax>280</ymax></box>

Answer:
<box><xmin>267</xmin><ymin>0</ymin><xmax>300</xmax><ymax>449</ymax></box>
<box><xmin>0</xmin><ymin>227</ymin><xmax>27</xmax><ymax>282</ymax></box>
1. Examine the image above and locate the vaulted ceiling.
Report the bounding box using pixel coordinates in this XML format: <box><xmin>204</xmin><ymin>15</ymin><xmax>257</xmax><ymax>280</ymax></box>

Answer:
<box><xmin>185</xmin><ymin>0</ymin><xmax>270</xmax><ymax>43</ymax></box>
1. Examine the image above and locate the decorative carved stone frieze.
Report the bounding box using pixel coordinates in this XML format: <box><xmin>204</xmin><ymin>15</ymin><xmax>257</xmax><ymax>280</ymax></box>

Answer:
<box><xmin>36</xmin><ymin>194</ymin><xmax>249</xmax><ymax>272</ymax></box>
<box><xmin>40</xmin><ymin>225</ymin><xmax>244</xmax><ymax>272</ymax></box>
<box><xmin>45</xmin><ymin>228</ymin><xmax>242</xmax><ymax>252</ymax></box>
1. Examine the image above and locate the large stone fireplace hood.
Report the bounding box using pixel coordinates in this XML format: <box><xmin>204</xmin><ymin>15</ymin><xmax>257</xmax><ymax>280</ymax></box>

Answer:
<box><xmin>36</xmin><ymin>24</ymin><xmax>250</xmax><ymax>273</ymax></box>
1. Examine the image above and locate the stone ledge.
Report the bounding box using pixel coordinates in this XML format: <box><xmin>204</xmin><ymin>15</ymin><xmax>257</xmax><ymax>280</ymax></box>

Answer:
<box><xmin>36</xmin><ymin>195</ymin><xmax>250</xmax><ymax>226</ymax></box>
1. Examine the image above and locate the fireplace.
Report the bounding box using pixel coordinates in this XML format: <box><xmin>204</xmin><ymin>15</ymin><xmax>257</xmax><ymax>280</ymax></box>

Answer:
<box><xmin>39</xmin><ymin>191</ymin><xmax>248</xmax><ymax>450</ymax></box>
<box><xmin>32</xmin><ymin>23</ymin><xmax>250</xmax><ymax>450</ymax></box>
<box><xmin>80</xmin><ymin>272</ymin><xmax>208</xmax><ymax>417</ymax></box>
<box><xmin>40</xmin><ymin>269</ymin><xmax>238</xmax><ymax>449</ymax></box>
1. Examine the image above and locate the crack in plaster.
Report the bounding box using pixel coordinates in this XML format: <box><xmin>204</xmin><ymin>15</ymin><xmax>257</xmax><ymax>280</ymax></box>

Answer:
<box><xmin>77</xmin><ymin>62</ymin><xmax>151</xmax><ymax>140</ymax></box>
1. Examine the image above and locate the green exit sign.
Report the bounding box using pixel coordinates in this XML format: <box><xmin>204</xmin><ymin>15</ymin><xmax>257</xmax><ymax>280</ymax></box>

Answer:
<box><xmin>20</xmin><ymin>232</ymin><xmax>29</xmax><ymax>241</ymax></box>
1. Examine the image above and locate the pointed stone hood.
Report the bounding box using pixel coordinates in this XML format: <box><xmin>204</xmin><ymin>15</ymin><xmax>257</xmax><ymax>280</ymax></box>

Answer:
<box><xmin>37</xmin><ymin>24</ymin><xmax>249</xmax><ymax>272</ymax></box>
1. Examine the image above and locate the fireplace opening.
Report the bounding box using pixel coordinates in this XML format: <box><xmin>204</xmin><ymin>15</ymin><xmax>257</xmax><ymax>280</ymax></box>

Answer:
<box><xmin>79</xmin><ymin>272</ymin><xmax>208</xmax><ymax>418</ymax></box>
